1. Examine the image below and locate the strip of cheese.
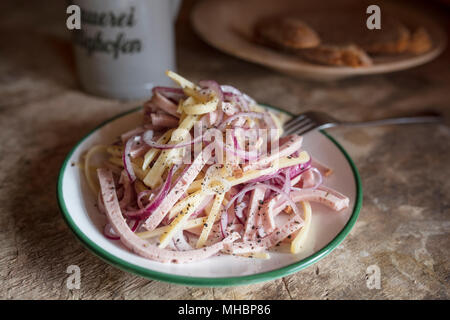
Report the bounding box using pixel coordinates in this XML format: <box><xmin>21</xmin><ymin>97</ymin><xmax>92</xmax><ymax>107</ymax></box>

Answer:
<box><xmin>290</xmin><ymin>201</ymin><xmax>312</xmax><ymax>254</ymax></box>
<box><xmin>159</xmin><ymin>192</ymin><xmax>208</xmax><ymax>248</ymax></box>
<box><xmin>182</xmin><ymin>96</ymin><xmax>219</xmax><ymax>115</ymax></box>
<box><xmin>196</xmin><ymin>193</ymin><xmax>225</xmax><ymax>248</ymax></box>
<box><xmin>106</xmin><ymin>145</ymin><xmax>122</xmax><ymax>157</ymax></box>
<box><xmin>187</xmin><ymin>180</ymin><xmax>202</xmax><ymax>193</ymax></box>
<box><xmin>84</xmin><ymin>145</ymin><xmax>108</xmax><ymax>194</ymax></box>
<box><xmin>166</xmin><ymin>70</ymin><xmax>196</xmax><ymax>90</ymax></box>
<box><xmin>183</xmin><ymin>87</ymin><xmax>211</xmax><ymax>103</ymax></box>
<box><xmin>166</xmin><ymin>71</ymin><xmax>219</xmax><ymax>114</ymax></box>
<box><xmin>168</xmin><ymin>190</ymin><xmax>203</xmax><ymax>220</ymax></box>
<box><xmin>171</xmin><ymin>115</ymin><xmax>198</xmax><ymax>141</ymax></box>
<box><xmin>229</xmin><ymin>151</ymin><xmax>310</xmax><ymax>186</ymax></box>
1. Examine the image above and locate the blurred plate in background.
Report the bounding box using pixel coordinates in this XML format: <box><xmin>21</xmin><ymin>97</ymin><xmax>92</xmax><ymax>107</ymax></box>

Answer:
<box><xmin>191</xmin><ymin>0</ymin><xmax>447</xmax><ymax>81</ymax></box>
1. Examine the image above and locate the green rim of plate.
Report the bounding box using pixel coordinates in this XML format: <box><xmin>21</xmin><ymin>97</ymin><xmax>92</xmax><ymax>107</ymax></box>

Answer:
<box><xmin>57</xmin><ymin>105</ymin><xmax>363</xmax><ymax>287</ymax></box>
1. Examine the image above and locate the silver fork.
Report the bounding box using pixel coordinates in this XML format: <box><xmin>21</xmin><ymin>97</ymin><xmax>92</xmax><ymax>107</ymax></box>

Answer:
<box><xmin>283</xmin><ymin>110</ymin><xmax>443</xmax><ymax>136</ymax></box>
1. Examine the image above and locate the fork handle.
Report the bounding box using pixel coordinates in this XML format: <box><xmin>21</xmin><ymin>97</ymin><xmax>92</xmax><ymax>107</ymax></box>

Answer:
<box><xmin>339</xmin><ymin>112</ymin><xmax>443</xmax><ymax>128</ymax></box>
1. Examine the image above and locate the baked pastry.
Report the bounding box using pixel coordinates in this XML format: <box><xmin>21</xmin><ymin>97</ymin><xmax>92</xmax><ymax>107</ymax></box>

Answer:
<box><xmin>303</xmin><ymin>12</ymin><xmax>412</xmax><ymax>55</ymax></box>
<box><xmin>253</xmin><ymin>10</ymin><xmax>432</xmax><ymax>69</ymax></box>
<box><xmin>254</xmin><ymin>16</ymin><xmax>320</xmax><ymax>50</ymax></box>
<box><xmin>359</xmin><ymin>20</ymin><xmax>411</xmax><ymax>54</ymax></box>
<box><xmin>299</xmin><ymin>44</ymin><xmax>373</xmax><ymax>67</ymax></box>
<box><xmin>407</xmin><ymin>27</ymin><xmax>433</xmax><ymax>54</ymax></box>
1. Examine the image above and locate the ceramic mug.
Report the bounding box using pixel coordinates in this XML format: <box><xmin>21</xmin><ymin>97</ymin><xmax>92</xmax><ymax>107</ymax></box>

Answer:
<box><xmin>71</xmin><ymin>0</ymin><xmax>181</xmax><ymax>100</ymax></box>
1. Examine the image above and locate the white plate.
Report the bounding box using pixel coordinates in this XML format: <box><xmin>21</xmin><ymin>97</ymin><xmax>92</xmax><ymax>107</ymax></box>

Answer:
<box><xmin>57</xmin><ymin>106</ymin><xmax>362</xmax><ymax>286</ymax></box>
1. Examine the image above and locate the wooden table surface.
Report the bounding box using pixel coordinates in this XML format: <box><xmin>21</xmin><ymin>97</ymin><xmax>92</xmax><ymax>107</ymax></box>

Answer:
<box><xmin>0</xmin><ymin>0</ymin><xmax>449</xmax><ymax>299</ymax></box>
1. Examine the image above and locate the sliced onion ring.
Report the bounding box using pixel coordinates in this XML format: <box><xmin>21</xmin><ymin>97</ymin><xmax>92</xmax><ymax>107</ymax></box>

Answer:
<box><xmin>218</xmin><ymin>112</ymin><xmax>275</xmax><ymax>131</ymax></box>
<box><xmin>125</xmin><ymin>166</ymin><xmax>175</xmax><ymax>220</ymax></box>
<box><xmin>220</xmin><ymin>210</ymin><xmax>228</xmax><ymax>238</ymax></box>
<box><xmin>152</xmin><ymin>86</ymin><xmax>185</xmax><ymax>102</ymax></box>
<box><xmin>123</xmin><ymin>136</ymin><xmax>139</xmax><ymax>182</ymax></box>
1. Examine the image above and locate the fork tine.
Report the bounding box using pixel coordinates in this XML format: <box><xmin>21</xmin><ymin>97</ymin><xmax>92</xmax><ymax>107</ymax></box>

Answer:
<box><xmin>284</xmin><ymin>120</ymin><xmax>310</xmax><ymax>136</ymax></box>
<box><xmin>294</xmin><ymin>122</ymin><xmax>319</xmax><ymax>136</ymax></box>
<box><xmin>284</xmin><ymin>118</ymin><xmax>313</xmax><ymax>136</ymax></box>
<box><xmin>284</xmin><ymin>114</ymin><xmax>306</xmax><ymax>130</ymax></box>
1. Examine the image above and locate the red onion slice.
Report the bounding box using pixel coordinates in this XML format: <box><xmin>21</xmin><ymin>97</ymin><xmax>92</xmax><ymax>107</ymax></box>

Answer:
<box><xmin>226</xmin><ymin>181</ymin><xmax>301</xmax><ymax>218</ymax></box>
<box><xmin>123</xmin><ymin>136</ymin><xmax>140</xmax><ymax>182</ymax></box>
<box><xmin>246</xmin><ymin>172</ymin><xmax>280</xmax><ymax>184</ymax></box>
<box><xmin>125</xmin><ymin>166</ymin><xmax>175</xmax><ymax>220</ymax></box>
<box><xmin>218</xmin><ymin>112</ymin><xmax>277</xmax><ymax>133</ymax></box>
<box><xmin>136</xmin><ymin>190</ymin><xmax>152</xmax><ymax>209</ymax></box>
<box><xmin>130</xmin><ymin>219</ymin><xmax>140</xmax><ymax>232</ymax></box>
<box><xmin>230</xmin><ymin>129</ymin><xmax>261</xmax><ymax>161</ymax></box>
<box><xmin>224</xmin><ymin>184</ymin><xmax>259</xmax><ymax>213</ymax></box>
<box><xmin>300</xmin><ymin>167</ymin><xmax>323</xmax><ymax>191</ymax></box>
<box><xmin>211</xmin><ymin>129</ymin><xmax>258</xmax><ymax>160</ymax></box>
<box><xmin>289</xmin><ymin>159</ymin><xmax>312</xmax><ymax>178</ymax></box>
<box><xmin>173</xmin><ymin>231</ymin><xmax>193</xmax><ymax>251</ymax></box>
<box><xmin>152</xmin><ymin>86</ymin><xmax>186</xmax><ymax>102</ymax></box>
<box><xmin>220</xmin><ymin>210</ymin><xmax>228</xmax><ymax>238</ymax></box>
<box><xmin>104</xmin><ymin>218</ymin><xmax>140</xmax><ymax>240</ymax></box>
<box><xmin>283</xmin><ymin>168</ymin><xmax>291</xmax><ymax>194</ymax></box>
<box><xmin>199</xmin><ymin>80</ymin><xmax>223</xmax><ymax>106</ymax></box>
<box><xmin>223</xmin><ymin>91</ymin><xmax>249</xmax><ymax>112</ymax></box>
<box><xmin>221</xmin><ymin>85</ymin><xmax>256</xmax><ymax>107</ymax></box>
<box><xmin>121</xmin><ymin>127</ymin><xmax>146</xmax><ymax>143</ymax></box>
<box><xmin>260</xmin><ymin>183</ymin><xmax>301</xmax><ymax>217</ymax></box>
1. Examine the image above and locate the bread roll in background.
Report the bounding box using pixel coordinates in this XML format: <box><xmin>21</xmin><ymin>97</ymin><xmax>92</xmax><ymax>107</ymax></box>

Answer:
<box><xmin>299</xmin><ymin>44</ymin><xmax>373</xmax><ymax>67</ymax></box>
<box><xmin>254</xmin><ymin>16</ymin><xmax>320</xmax><ymax>50</ymax></box>
<box><xmin>253</xmin><ymin>5</ymin><xmax>434</xmax><ymax>69</ymax></box>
